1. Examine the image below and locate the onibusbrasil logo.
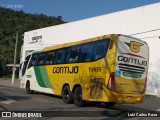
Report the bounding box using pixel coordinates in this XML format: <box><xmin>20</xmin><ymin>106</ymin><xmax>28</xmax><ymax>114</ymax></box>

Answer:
<box><xmin>124</xmin><ymin>41</ymin><xmax>143</xmax><ymax>53</ymax></box>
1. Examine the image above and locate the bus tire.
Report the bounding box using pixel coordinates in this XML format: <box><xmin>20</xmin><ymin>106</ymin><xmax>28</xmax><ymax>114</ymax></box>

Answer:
<box><xmin>73</xmin><ymin>87</ymin><xmax>84</xmax><ymax>107</ymax></box>
<box><xmin>62</xmin><ymin>86</ymin><xmax>73</xmax><ymax>104</ymax></box>
<box><xmin>26</xmin><ymin>81</ymin><xmax>33</xmax><ymax>94</ymax></box>
<box><xmin>105</xmin><ymin>102</ymin><xmax>115</xmax><ymax>107</ymax></box>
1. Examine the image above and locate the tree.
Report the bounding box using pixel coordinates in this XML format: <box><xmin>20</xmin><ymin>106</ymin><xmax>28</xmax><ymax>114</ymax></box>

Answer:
<box><xmin>0</xmin><ymin>7</ymin><xmax>66</xmax><ymax>76</ymax></box>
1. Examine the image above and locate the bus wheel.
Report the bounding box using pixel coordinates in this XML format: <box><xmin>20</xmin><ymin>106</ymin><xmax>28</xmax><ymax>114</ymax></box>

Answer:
<box><xmin>26</xmin><ymin>81</ymin><xmax>33</xmax><ymax>94</ymax></box>
<box><xmin>62</xmin><ymin>86</ymin><xmax>73</xmax><ymax>104</ymax></box>
<box><xmin>73</xmin><ymin>87</ymin><xmax>84</xmax><ymax>107</ymax></box>
<box><xmin>105</xmin><ymin>102</ymin><xmax>115</xmax><ymax>107</ymax></box>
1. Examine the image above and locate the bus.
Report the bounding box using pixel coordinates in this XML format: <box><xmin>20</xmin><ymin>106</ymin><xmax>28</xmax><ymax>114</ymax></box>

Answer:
<box><xmin>19</xmin><ymin>34</ymin><xmax>149</xmax><ymax>107</ymax></box>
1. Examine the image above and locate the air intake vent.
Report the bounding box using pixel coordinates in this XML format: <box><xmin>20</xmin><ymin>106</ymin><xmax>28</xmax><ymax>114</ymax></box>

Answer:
<box><xmin>90</xmin><ymin>78</ymin><xmax>104</xmax><ymax>99</ymax></box>
<box><xmin>118</xmin><ymin>63</ymin><xmax>145</xmax><ymax>74</ymax></box>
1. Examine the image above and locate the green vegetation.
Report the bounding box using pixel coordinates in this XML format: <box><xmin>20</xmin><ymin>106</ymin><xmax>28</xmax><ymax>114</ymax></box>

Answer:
<box><xmin>0</xmin><ymin>7</ymin><xmax>66</xmax><ymax>77</ymax></box>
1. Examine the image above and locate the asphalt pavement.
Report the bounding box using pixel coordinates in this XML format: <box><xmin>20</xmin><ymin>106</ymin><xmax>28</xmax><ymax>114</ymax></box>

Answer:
<box><xmin>0</xmin><ymin>79</ymin><xmax>160</xmax><ymax>111</ymax></box>
<box><xmin>0</xmin><ymin>79</ymin><xmax>160</xmax><ymax>119</ymax></box>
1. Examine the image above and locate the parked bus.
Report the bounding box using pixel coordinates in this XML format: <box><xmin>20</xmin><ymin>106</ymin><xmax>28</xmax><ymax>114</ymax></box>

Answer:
<box><xmin>19</xmin><ymin>34</ymin><xmax>149</xmax><ymax>107</ymax></box>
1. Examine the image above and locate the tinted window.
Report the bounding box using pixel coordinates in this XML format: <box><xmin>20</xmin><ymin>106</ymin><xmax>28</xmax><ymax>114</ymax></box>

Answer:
<box><xmin>38</xmin><ymin>53</ymin><xmax>46</xmax><ymax>65</ymax></box>
<box><xmin>56</xmin><ymin>49</ymin><xmax>65</xmax><ymax>64</ymax></box>
<box><xmin>28</xmin><ymin>54</ymin><xmax>38</xmax><ymax>68</ymax></box>
<box><xmin>80</xmin><ymin>42</ymin><xmax>94</xmax><ymax>62</ymax></box>
<box><xmin>22</xmin><ymin>55</ymin><xmax>31</xmax><ymax>75</ymax></box>
<box><xmin>66</xmin><ymin>46</ymin><xmax>80</xmax><ymax>63</ymax></box>
<box><xmin>65</xmin><ymin>48</ymin><xmax>70</xmax><ymax>63</ymax></box>
<box><xmin>93</xmin><ymin>39</ymin><xmax>110</xmax><ymax>60</ymax></box>
<box><xmin>46</xmin><ymin>51</ymin><xmax>57</xmax><ymax>65</ymax></box>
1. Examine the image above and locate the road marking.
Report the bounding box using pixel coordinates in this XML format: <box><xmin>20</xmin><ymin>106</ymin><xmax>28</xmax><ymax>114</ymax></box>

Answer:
<box><xmin>0</xmin><ymin>94</ymin><xmax>16</xmax><ymax>105</ymax></box>
<box><xmin>0</xmin><ymin>99</ymin><xmax>15</xmax><ymax>104</ymax></box>
<box><xmin>156</xmin><ymin>108</ymin><xmax>160</xmax><ymax>111</ymax></box>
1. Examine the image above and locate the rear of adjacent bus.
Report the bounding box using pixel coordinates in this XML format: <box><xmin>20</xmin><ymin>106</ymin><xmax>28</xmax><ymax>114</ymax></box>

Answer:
<box><xmin>108</xmin><ymin>35</ymin><xmax>149</xmax><ymax>104</ymax></box>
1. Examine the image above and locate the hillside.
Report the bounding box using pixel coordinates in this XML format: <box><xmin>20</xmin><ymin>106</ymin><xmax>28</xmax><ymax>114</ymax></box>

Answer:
<box><xmin>0</xmin><ymin>7</ymin><xmax>66</xmax><ymax>76</ymax></box>
<box><xmin>0</xmin><ymin>7</ymin><xmax>66</xmax><ymax>65</ymax></box>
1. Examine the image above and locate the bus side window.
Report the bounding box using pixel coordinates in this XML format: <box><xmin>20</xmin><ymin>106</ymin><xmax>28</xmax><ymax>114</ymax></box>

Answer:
<box><xmin>52</xmin><ymin>51</ymin><xmax>57</xmax><ymax>64</ymax></box>
<box><xmin>69</xmin><ymin>46</ymin><xmax>80</xmax><ymax>63</ymax></box>
<box><xmin>93</xmin><ymin>39</ymin><xmax>110</xmax><ymax>60</ymax></box>
<box><xmin>28</xmin><ymin>54</ymin><xmax>38</xmax><ymax>68</ymax></box>
<box><xmin>38</xmin><ymin>53</ymin><xmax>46</xmax><ymax>65</ymax></box>
<box><xmin>56</xmin><ymin>49</ymin><xmax>65</xmax><ymax>64</ymax></box>
<box><xmin>80</xmin><ymin>43</ymin><xmax>94</xmax><ymax>62</ymax></box>
<box><xmin>65</xmin><ymin>48</ymin><xmax>71</xmax><ymax>63</ymax></box>
<box><xmin>46</xmin><ymin>51</ymin><xmax>56</xmax><ymax>65</ymax></box>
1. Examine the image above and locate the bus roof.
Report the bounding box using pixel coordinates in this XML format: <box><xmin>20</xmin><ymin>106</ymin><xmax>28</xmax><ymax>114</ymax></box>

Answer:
<box><xmin>43</xmin><ymin>34</ymin><xmax>116</xmax><ymax>52</ymax></box>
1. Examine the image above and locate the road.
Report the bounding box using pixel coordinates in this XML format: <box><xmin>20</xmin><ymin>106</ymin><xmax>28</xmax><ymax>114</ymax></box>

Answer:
<box><xmin>0</xmin><ymin>80</ymin><xmax>160</xmax><ymax>120</ymax></box>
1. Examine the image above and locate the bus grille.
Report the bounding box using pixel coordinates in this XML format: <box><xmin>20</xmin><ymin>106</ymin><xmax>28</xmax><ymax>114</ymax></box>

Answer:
<box><xmin>118</xmin><ymin>63</ymin><xmax>145</xmax><ymax>74</ymax></box>
<box><xmin>90</xmin><ymin>78</ymin><xmax>104</xmax><ymax>99</ymax></box>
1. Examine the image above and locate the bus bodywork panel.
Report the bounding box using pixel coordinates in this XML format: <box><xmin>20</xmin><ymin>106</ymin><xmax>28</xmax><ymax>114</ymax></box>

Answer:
<box><xmin>108</xmin><ymin>35</ymin><xmax>149</xmax><ymax>103</ymax></box>
<box><xmin>20</xmin><ymin>34</ymin><xmax>115</xmax><ymax>102</ymax></box>
<box><xmin>20</xmin><ymin>34</ymin><xmax>149</xmax><ymax>104</ymax></box>
<box><xmin>115</xmin><ymin>35</ymin><xmax>149</xmax><ymax>93</ymax></box>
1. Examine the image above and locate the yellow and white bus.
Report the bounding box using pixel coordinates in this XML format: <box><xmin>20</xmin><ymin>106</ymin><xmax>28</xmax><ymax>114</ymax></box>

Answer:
<box><xmin>20</xmin><ymin>34</ymin><xmax>149</xmax><ymax>107</ymax></box>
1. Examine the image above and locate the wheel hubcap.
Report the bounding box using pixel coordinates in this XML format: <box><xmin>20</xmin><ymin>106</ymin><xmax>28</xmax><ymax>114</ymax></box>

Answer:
<box><xmin>64</xmin><ymin>90</ymin><xmax>69</xmax><ymax>99</ymax></box>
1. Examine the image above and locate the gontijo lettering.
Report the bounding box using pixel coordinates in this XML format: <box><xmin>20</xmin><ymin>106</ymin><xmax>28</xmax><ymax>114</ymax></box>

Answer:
<box><xmin>118</xmin><ymin>56</ymin><xmax>147</xmax><ymax>66</ymax></box>
<box><xmin>53</xmin><ymin>66</ymin><xmax>79</xmax><ymax>73</ymax></box>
